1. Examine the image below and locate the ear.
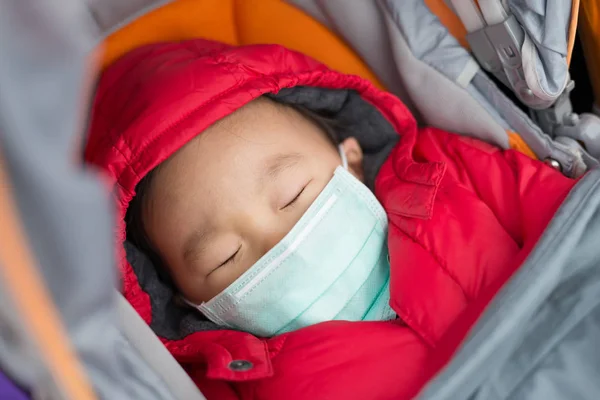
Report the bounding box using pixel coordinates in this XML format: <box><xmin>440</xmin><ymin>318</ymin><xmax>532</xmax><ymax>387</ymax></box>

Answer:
<box><xmin>340</xmin><ymin>137</ymin><xmax>364</xmax><ymax>182</ymax></box>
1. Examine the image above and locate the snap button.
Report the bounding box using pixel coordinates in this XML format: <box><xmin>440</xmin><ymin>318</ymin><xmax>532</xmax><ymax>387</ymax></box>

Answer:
<box><xmin>228</xmin><ymin>360</ymin><xmax>253</xmax><ymax>371</ymax></box>
<box><xmin>544</xmin><ymin>158</ymin><xmax>562</xmax><ymax>171</ymax></box>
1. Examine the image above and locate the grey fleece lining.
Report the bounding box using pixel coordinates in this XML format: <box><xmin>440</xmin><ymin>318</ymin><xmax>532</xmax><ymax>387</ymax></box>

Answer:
<box><xmin>125</xmin><ymin>86</ymin><xmax>400</xmax><ymax>340</ymax></box>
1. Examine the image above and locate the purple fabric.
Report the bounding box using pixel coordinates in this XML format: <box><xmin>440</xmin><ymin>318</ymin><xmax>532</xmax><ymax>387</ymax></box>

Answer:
<box><xmin>0</xmin><ymin>371</ymin><xmax>28</xmax><ymax>400</ymax></box>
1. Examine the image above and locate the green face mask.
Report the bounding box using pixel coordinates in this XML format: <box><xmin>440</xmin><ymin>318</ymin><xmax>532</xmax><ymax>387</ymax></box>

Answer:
<box><xmin>187</xmin><ymin>165</ymin><xmax>395</xmax><ymax>337</ymax></box>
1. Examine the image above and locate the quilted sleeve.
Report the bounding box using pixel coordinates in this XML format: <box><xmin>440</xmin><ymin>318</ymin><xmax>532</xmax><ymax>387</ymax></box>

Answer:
<box><xmin>435</xmin><ymin>129</ymin><xmax>577</xmax><ymax>248</ymax></box>
<box><xmin>383</xmin><ymin>128</ymin><xmax>577</xmax><ymax>346</ymax></box>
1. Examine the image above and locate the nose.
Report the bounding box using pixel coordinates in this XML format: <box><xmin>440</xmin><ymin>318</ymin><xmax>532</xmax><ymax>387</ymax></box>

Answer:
<box><xmin>238</xmin><ymin>211</ymin><xmax>291</xmax><ymax>260</ymax></box>
<box><xmin>258</xmin><ymin>222</ymin><xmax>289</xmax><ymax>257</ymax></box>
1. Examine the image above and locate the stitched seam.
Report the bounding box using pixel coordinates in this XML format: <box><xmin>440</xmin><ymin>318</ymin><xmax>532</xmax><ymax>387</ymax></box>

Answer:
<box><xmin>260</xmin><ymin>339</ymin><xmax>274</xmax><ymax>375</ymax></box>
<box><xmin>268</xmin><ymin>335</ymin><xmax>288</xmax><ymax>360</ymax></box>
<box><xmin>109</xmin><ymin>56</ymin><xmax>372</xmax><ymax>186</ymax></box>
<box><xmin>113</xmin><ymin>139</ymin><xmax>141</xmax><ymax>181</ymax></box>
<box><xmin>450</xmin><ymin>135</ymin><xmax>524</xmax><ymax>247</ymax></box>
<box><xmin>97</xmin><ymin>46</ymin><xmax>169</xmax><ymax>155</ymax></box>
<box><xmin>390</xmin><ymin>219</ymin><xmax>470</xmax><ymax>301</ymax></box>
<box><xmin>390</xmin><ymin>174</ymin><xmax>442</xmax><ymax>219</ymax></box>
<box><xmin>123</xmin><ymin>67</ymin><xmax>303</xmax><ymax>182</ymax></box>
<box><xmin>393</xmin><ymin>300</ymin><xmax>436</xmax><ymax>348</ymax></box>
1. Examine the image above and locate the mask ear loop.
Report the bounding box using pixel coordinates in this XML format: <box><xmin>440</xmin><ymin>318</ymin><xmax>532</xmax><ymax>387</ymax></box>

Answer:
<box><xmin>180</xmin><ymin>296</ymin><xmax>227</xmax><ymax>326</ymax></box>
<box><xmin>181</xmin><ymin>296</ymin><xmax>200</xmax><ymax>308</ymax></box>
<box><xmin>338</xmin><ymin>144</ymin><xmax>348</xmax><ymax>170</ymax></box>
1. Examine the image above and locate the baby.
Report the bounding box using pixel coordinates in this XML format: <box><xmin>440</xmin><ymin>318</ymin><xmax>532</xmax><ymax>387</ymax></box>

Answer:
<box><xmin>126</xmin><ymin>97</ymin><xmax>395</xmax><ymax>336</ymax></box>
<box><xmin>87</xmin><ymin>41</ymin><xmax>576</xmax><ymax>386</ymax></box>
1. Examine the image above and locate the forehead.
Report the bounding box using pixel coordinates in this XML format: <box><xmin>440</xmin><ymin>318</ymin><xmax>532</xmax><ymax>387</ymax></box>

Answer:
<box><xmin>147</xmin><ymin>98</ymin><xmax>331</xmax><ymax>214</ymax></box>
<box><xmin>161</xmin><ymin>99</ymin><xmax>328</xmax><ymax>174</ymax></box>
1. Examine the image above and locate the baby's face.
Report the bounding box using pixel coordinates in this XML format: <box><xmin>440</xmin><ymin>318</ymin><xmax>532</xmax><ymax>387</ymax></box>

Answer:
<box><xmin>144</xmin><ymin>99</ymin><xmax>364</xmax><ymax>303</ymax></box>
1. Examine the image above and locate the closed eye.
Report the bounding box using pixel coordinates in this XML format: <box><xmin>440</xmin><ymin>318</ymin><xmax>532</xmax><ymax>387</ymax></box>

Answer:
<box><xmin>217</xmin><ymin>246</ymin><xmax>241</xmax><ymax>269</ymax></box>
<box><xmin>282</xmin><ymin>186</ymin><xmax>306</xmax><ymax>209</ymax></box>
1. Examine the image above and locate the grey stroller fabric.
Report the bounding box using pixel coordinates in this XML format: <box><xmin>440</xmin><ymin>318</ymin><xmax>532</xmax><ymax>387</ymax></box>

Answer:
<box><xmin>116</xmin><ymin>292</ymin><xmax>207</xmax><ymax>400</ymax></box>
<box><xmin>1</xmin><ymin>0</ymin><xmax>599</xmax><ymax>399</ymax></box>
<box><xmin>508</xmin><ymin>0</ymin><xmax>572</xmax><ymax>102</ymax></box>
<box><xmin>288</xmin><ymin>0</ymin><xmax>597</xmax><ymax>177</ymax></box>
<box><xmin>88</xmin><ymin>0</ymin><xmax>168</xmax><ymax>37</ymax></box>
<box><xmin>418</xmin><ymin>168</ymin><xmax>600</xmax><ymax>400</ymax></box>
<box><xmin>444</xmin><ymin>0</ymin><xmax>571</xmax><ymax>107</ymax></box>
<box><xmin>0</xmin><ymin>1</ymin><xmax>202</xmax><ymax>399</ymax></box>
<box><xmin>289</xmin><ymin>0</ymin><xmax>511</xmax><ymax>150</ymax></box>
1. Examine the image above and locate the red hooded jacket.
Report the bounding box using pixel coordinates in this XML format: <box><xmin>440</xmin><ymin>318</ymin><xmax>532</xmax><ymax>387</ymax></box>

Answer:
<box><xmin>86</xmin><ymin>39</ymin><xmax>576</xmax><ymax>399</ymax></box>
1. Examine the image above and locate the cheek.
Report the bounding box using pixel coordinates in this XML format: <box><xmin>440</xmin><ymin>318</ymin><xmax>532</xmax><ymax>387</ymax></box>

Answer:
<box><xmin>203</xmin><ymin>271</ymin><xmax>239</xmax><ymax>300</ymax></box>
<box><xmin>312</xmin><ymin>151</ymin><xmax>341</xmax><ymax>181</ymax></box>
<box><xmin>145</xmin><ymin>219</ymin><xmax>181</xmax><ymax>265</ymax></box>
<box><xmin>144</xmin><ymin>213</ymin><xmax>193</xmax><ymax>289</ymax></box>
<box><xmin>199</xmin><ymin>260</ymin><xmax>255</xmax><ymax>302</ymax></box>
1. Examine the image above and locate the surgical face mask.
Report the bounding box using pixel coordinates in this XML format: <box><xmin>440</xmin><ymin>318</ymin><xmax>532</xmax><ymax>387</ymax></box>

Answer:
<box><xmin>185</xmin><ymin>148</ymin><xmax>395</xmax><ymax>337</ymax></box>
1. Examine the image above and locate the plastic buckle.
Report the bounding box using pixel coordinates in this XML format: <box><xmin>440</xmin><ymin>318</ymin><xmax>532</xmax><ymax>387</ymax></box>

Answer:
<box><xmin>554</xmin><ymin>112</ymin><xmax>600</xmax><ymax>161</ymax></box>
<box><xmin>530</xmin><ymin>80</ymin><xmax>577</xmax><ymax>136</ymax></box>
<box><xmin>466</xmin><ymin>14</ymin><xmax>552</xmax><ymax>109</ymax></box>
<box><xmin>466</xmin><ymin>14</ymin><xmax>523</xmax><ymax>87</ymax></box>
<box><xmin>467</xmin><ymin>22</ymin><xmax>508</xmax><ymax>86</ymax></box>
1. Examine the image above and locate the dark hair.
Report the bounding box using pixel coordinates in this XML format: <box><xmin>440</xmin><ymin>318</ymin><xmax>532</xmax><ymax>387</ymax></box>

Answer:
<box><xmin>125</xmin><ymin>98</ymin><xmax>339</xmax><ymax>279</ymax></box>
<box><xmin>125</xmin><ymin>166</ymin><xmax>170</xmax><ymax>279</ymax></box>
<box><xmin>291</xmin><ymin>104</ymin><xmax>339</xmax><ymax>146</ymax></box>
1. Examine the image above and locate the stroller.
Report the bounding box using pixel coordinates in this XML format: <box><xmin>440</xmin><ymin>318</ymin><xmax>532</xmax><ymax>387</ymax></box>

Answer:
<box><xmin>1</xmin><ymin>0</ymin><xmax>600</xmax><ymax>399</ymax></box>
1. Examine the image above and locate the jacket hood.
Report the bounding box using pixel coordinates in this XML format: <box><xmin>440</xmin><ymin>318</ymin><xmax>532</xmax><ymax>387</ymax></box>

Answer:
<box><xmin>85</xmin><ymin>39</ymin><xmax>415</xmax><ymax>342</ymax></box>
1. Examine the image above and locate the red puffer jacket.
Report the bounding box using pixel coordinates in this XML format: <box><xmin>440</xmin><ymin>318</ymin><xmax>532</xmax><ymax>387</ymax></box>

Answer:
<box><xmin>86</xmin><ymin>39</ymin><xmax>576</xmax><ymax>400</ymax></box>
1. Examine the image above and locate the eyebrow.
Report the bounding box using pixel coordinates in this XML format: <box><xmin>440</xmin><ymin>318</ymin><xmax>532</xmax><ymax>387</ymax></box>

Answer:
<box><xmin>182</xmin><ymin>226</ymin><xmax>212</xmax><ymax>265</ymax></box>
<box><xmin>263</xmin><ymin>152</ymin><xmax>304</xmax><ymax>184</ymax></box>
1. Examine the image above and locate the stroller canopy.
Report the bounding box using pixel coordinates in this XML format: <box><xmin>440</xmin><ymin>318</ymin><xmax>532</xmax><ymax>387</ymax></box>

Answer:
<box><xmin>1</xmin><ymin>1</ymin><xmax>599</xmax><ymax>399</ymax></box>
